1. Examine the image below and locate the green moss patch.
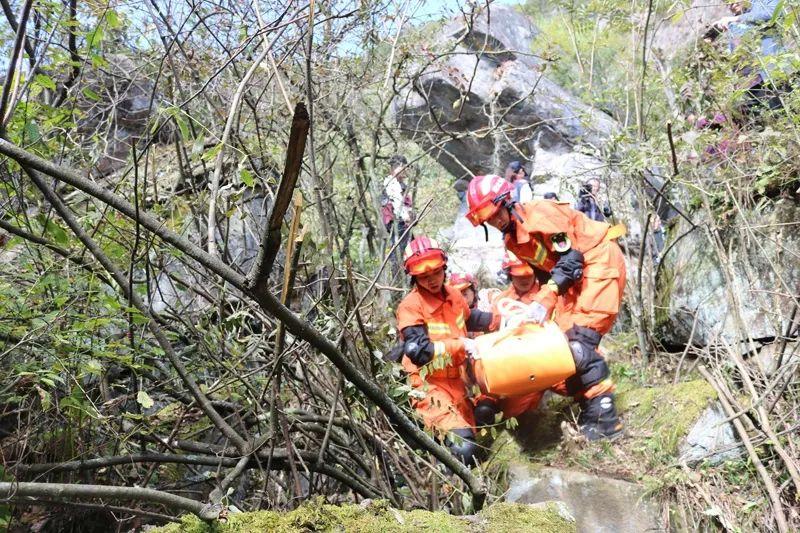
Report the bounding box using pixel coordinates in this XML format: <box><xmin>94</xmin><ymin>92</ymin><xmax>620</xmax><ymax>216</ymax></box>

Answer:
<box><xmin>478</xmin><ymin>502</ymin><xmax>575</xmax><ymax>533</ymax></box>
<box><xmin>617</xmin><ymin>379</ymin><xmax>716</xmax><ymax>461</ymax></box>
<box><xmin>485</xmin><ymin>378</ymin><xmax>718</xmax><ymax>484</ymax></box>
<box><xmin>153</xmin><ymin>499</ymin><xmax>575</xmax><ymax>533</ymax></box>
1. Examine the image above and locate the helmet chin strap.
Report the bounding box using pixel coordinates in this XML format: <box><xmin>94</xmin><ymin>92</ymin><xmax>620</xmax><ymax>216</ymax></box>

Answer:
<box><xmin>508</xmin><ymin>202</ymin><xmax>524</xmax><ymax>223</ymax></box>
<box><xmin>482</xmin><ymin>203</ymin><xmax>519</xmax><ymax>241</ymax></box>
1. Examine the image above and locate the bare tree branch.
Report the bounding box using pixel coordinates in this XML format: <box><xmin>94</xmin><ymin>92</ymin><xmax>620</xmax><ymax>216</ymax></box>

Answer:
<box><xmin>0</xmin><ymin>481</ymin><xmax>220</xmax><ymax>521</ymax></box>
<box><xmin>247</xmin><ymin>102</ymin><xmax>309</xmax><ymax>290</ymax></box>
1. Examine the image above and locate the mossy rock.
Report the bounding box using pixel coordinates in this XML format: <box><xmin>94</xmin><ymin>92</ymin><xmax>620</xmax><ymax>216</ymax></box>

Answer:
<box><xmin>152</xmin><ymin>500</ymin><xmax>575</xmax><ymax>533</ymax></box>
<box><xmin>617</xmin><ymin>379</ymin><xmax>716</xmax><ymax>462</ymax></box>
<box><xmin>486</xmin><ymin>378</ymin><xmax>717</xmax><ymax>479</ymax></box>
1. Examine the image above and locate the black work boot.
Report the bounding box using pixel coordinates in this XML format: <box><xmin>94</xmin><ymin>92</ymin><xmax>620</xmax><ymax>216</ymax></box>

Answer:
<box><xmin>473</xmin><ymin>399</ymin><xmax>499</xmax><ymax>428</ymax></box>
<box><xmin>447</xmin><ymin>428</ymin><xmax>482</xmax><ymax>467</ymax></box>
<box><xmin>578</xmin><ymin>393</ymin><xmax>623</xmax><ymax>441</ymax></box>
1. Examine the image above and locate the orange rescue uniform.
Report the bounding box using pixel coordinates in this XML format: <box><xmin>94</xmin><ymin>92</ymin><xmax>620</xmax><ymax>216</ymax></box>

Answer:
<box><xmin>396</xmin><ymin>284</ymin><xmax>474</xmax><ymax>432</ymax></box>
<box><xmin>505</xmin><ymin>200</ymin><xmax>627</xmax><ymax>336</ymax></box>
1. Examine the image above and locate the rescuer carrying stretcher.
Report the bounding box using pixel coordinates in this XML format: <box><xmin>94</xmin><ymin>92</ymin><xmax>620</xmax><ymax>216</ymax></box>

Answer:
<box><xmin>465</xmin><ymin>174</ymin><xmax>626</xmax><ymax>442</ymax></box>
<box><xmin>395</xmin><ymin>233</ymin><xmax>624</xmax><ymax>467</ymax></box>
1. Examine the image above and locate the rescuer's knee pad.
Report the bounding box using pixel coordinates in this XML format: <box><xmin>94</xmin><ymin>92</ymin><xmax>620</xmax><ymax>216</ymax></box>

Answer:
<box><xmin>566</xmin><ymin>325</ymin><xmax>609</xmax><ymax>393</ymax></box>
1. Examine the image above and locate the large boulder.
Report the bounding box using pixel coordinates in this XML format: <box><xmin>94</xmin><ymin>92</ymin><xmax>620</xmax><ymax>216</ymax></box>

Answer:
<box><xmin>655</xmin><ymin>199</ymin><xmax>800</xmax><ymax>348</ymax></box>
<box><xmin>393</xmin><ymin>5</ymin><xmax>616</xmax><ymax>197</ymax></box>
<box><xmin>392</xmin><ymin>5</ymin><xmax>677</xmax><ymax>252</ymax></box>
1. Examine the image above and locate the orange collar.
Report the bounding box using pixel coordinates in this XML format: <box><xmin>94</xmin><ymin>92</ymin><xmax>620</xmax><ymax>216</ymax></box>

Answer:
<box><xmin>414</xmin><ymin>284</ymin><xmax>458</xmax><ymax>314</ymax></box>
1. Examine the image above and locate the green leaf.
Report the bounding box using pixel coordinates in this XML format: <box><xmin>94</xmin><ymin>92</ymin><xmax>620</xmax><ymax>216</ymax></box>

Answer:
<box><xmin>87</xmin><ymin>26</ymin><xmax>105</xmax><ymax>48</ymax></box>
<box><xmin>24</xmin><ymin>121</ymin><xmax>40</xmax><ymax>143</ymax></box>
<box><xmin>82</xmin><ymin>87</ymin><xmax>101</xmax><ymax>101</ymax></box>
<box><xmin>44</xmin><ymin>219</ymin><xmax>69</xmax><ymax>246</ymax></box>
<box><xmin>240</xmin><ymin>167</ymin><xmax>254</xmax><ymax>187</ymax></box>
<box><xmin>91</xmin><ymin>54</ymin><xmax>108</xmax><ymax>68</ymax></box>
<box><xmin>105</xmin><ymin>10</ymin><xmax>121</xmax><ymax>29</ymax></box>
<box><xmin>202</xmin><ymin>143</ymin><xmax>223</xmax><ymax>162</ymax></box>
<box><xmin>136</xmin><ymin>390</ymin><xmax>154</xmax><ymax>409</ymax></box>
<box><xmin>34</xmin><ymin>74</ymin><xmax>56</xmax><ymax>91</ymax></box>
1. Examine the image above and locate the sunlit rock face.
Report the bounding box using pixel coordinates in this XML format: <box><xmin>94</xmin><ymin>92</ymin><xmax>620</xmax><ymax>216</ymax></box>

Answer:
<box><xmin>392</xmin><ymin>5</ymin><xmax>616</xmax><ymax>191</ymax></box>
<box><xmin>656</xmin><ymin>199</ymin><xmax>800</xmax><ymax>349</ymax></box>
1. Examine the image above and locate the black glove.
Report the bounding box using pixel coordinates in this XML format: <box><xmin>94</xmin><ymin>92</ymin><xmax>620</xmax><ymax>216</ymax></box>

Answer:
<box><xmin>401</xmin><ymin>325</ymin><xmax>434</xmax><ymax>366</ymax></box>
<box><xmin>549</xmin><ymin>249</ymin><xmax>584</xmax><ymax>295</ymax></box>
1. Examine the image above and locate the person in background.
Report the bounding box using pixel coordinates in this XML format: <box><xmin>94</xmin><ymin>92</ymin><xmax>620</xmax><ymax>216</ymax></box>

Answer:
<box><xmin>707</xmin><ymin>0</ymin><xmax>785</xmax><ymax>110</ymax></box>
<box><xmin>382</xmin><ymin>155</ymin><xmax>413</xmax><ymax>262</ymax></box>
<box><xmin>575</xmin><ymin>178</ymin><xmax>612</xmax><ymax>222</ymax></box>
<box><xmin>505</xmin><ymin>161</ymin><xmax>533</xmax><ymax>204</ymax></box>
<box><xmin>543</xmin><ymin>192</ymin><xmax>560</xmax><ymax>201</ymax></box>
<box><xmin>453</xmin><ymin>175</ymin><xmax>472</xmax><ymax>214</ymax></box>
<box><xmin>449</xmin><ymin>272</ymin><xmax>479</xmax><ymax>310</ymax></box>
<box><xmin>650</xmin><ymin>214</ymin><xmax>666</xmax><ymax>266</ymax></box>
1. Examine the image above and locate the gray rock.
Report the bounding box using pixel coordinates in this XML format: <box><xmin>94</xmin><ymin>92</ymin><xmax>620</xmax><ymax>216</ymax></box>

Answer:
<box><xmin>506</xmin><ymin>465</ymin><xmax>663</xmax><ymax>533</ymax></box>
<box><xmin>655</xmin><ymin>199</ymin><xmax>800</xmax><ymax>347</ymax></box>
<box><xmin>149</xmin><ymin>189</ymin><xmax>281</xmax><ymax>314</ymax></box>
<box><xmin>75</xmin><ymin>55</ymin><xmax>173</xmax><ymax>177</ymax></box>
<box><xmin>755</xmin><ymin>340</ymin><xmax>800</xmax><ymax>377</ymax></box>
<box><xmin>679</xmin><ymin>402</ymin><xmax>743</xmax><ymax>466</ymax></box>
<box><xmin>393</xmin><ymin>5</ymin><xmax>616</xmax><ymax>185</ymax></box>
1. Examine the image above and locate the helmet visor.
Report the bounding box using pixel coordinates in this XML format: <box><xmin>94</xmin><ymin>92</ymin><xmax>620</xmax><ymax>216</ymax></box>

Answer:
<box><xmin>508</xmin><ymin>264</ymin><xmax>534</xmax><ymax>277</ymax></box>
<box><xmin>466</xmin><ymin>199</ymin><xmax>499</xmax><ymax>226</ymax></box>
<box><xmin>408</xmin><ymin>257</ymin><xmax>446</xmax><ymax>276</ymax></box>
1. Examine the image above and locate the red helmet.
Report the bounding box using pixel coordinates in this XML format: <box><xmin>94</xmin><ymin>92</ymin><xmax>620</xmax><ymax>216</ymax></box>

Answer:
<box><xmin>403</xmin><ymin>236</ymin><xmax>447</xmax><ymax>276</ymax></box>
<box><xmin>502</xmin><ymin>251</ymin><xmax>534</xmax><ymax>277</ymax></box>
<box><xmin>449</xmin><ymin>272</ymin><xmax>476</xmax><ymax>292</ymax></box>
<box><xmin>466</xmin><ymin>174</ymin><xmax>514</xmax><ymax>226</ymax></box>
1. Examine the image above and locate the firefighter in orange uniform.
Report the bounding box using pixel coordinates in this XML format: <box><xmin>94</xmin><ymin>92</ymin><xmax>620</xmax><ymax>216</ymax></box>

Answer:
<box><xmin>395</xmin><ymin>237</ymin><xmax>495</xmax><ymax>465</ymax></box>
<box><xmin>466</xmin><ymin>175</ymin><xmax>625</xmax><ymax>440</ymax></box>
<box><xmin>469</xmin><ymin>252</ymin><xmax>546</xmax><ymax>426</ymax></box>
<box><xmin>448</xmin><ymin>272</ymin><xmax>479</xmax><ymax>310</ymax></box>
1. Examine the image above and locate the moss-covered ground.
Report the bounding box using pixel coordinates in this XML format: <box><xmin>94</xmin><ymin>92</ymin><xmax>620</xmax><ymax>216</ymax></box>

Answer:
<box><xmin>153</xmin><ymin>500</ymin><xmax>575</xmax><ymax>533</ymax></box>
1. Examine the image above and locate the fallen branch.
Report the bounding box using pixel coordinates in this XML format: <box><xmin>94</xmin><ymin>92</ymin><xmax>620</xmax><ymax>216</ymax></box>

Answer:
<box><xmin>247</xmin><ymin>103</ymin><xmax>309</xmax><ymax>289</ymax></box>
<box><xmin>0</xmin><ymin>481</ymin><xmax>220</xmax><ymax>521</ymax></box>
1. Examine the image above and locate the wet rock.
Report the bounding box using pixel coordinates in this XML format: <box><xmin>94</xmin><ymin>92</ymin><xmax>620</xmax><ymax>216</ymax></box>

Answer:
<box><xmin>505</xmin><ymin>465</ymin><xmax>662</xmax><ymax>533</ymax></box>
<box><xmin>678</xmin><ymin>402</ymin><xmax>743</xmax><ymax>467</ymax></box>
